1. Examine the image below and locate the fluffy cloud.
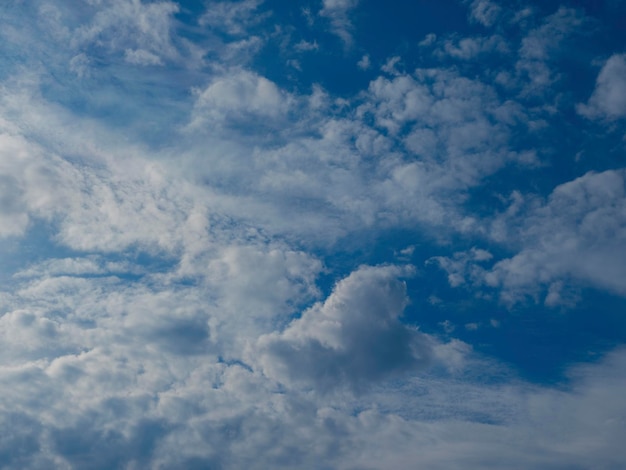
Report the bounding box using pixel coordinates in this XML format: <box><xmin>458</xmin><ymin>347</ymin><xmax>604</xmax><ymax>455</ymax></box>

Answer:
<box><xmin>488</xmin><ymin>169</ymin><xmax>626</xmax><ymax>302</ymax></box>
<box><xmin>256</xmin><ymin>265</ymin><xmax>435</xmax><ymax>392</ymax></box>
<box><xmin>189</xmin><ymin>70</ymin><xmax>292</xmax><ymax>130</ymax></box>
<box><xmin>179</xmin><ymin>62</ymin><xmax>536</xmax><ymax>241</ymax></box>
<box><xmin>435</xmin><ymin>170</ymin><xmax>626</xmax><ymax>305</ymax></box>
<box><xmin>0</xmin><ymin>129</ymin><xmax>78</xmax><ymax>238</ymax></box>
<box><xmin>7</xmin><ymin>252</ymin><xmax>618</xmax><ymax>469</ymax></box>
<box><xmin>578</xmin><ymin>53</ymin><xmax>626</xmax><ymax>120</ymax></box>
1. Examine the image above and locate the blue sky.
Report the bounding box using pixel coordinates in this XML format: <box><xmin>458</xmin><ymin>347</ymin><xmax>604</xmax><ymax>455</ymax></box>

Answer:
<box><xmin>1</xmin><ymin>0</ymin><xmax>626</xmax><ymax>468</ymax></box>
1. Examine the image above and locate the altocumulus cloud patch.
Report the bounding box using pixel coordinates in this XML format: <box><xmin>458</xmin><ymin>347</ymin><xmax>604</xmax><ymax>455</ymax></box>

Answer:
<box><xmin>0</xmin><ymin>0</ymin><xmax>626</xmax><ymax>468</ymax></box>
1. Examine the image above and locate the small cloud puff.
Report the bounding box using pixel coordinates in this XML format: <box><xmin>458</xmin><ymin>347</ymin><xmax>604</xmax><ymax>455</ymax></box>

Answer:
<box><xmin>189</xmin><ymin>70</ymin><xmax>292</xmax><ymax>130</ymax></box>
<box><xmin>468</xmin><ymin>0</ymin><xmax>501</xmax><ymax>27</ymax></box>
<box><xmin>357</xmin><ymin>54</ymin><xmax>371</xmax><ymax>70</ymax></box>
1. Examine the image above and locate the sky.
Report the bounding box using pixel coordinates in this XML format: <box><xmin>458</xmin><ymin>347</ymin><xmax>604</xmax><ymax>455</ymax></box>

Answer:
<box><xmin>0</xmin><ymin>0</ymin><xmax>626</xmax><ymax>468</ymax></box>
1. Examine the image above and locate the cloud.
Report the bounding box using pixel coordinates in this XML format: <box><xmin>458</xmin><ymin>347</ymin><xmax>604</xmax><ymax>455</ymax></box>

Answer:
<box><xmin>516</xmin><ymin>7</ymin><xmax>584</xmax><ymax>94</ymax></box>
<box><xmin>71</xmin><ymin>0</ymin><xmax>182</xmax><ymax>63</ymax></box>
<box><xmin>490</xmin><ymin>169</ymin><xmax>626</xmax><ymax>300</ymax></box>
<box><xmin>189</xmin><ymin>70</ymin><xmax>292</xmax><ymax>130</ymax></box>
<box><xmin>199</xmin><ymin>0</ymin><xmax>267</xmax><ymax>36</ymax></box>
<box><xmin>468</xmin><ymin>0</ymin><xmax>502</xmax><ymax>27</ymax></box>
<box><xmin>0</xmin><ymin>129</ymin><xmax>78</xmax><ymax>239</ymax></box>
<box><xmin>256</xmin><ymin>265</ymin><xmax>435</xmax><ymax>392</ymax></box>
<box><xmin>429</xmin><ymin>247</ymin><xmax>494</xmax><ymax>288</ymax></box>
<box><xmin>419</xmin><ymin>33</ymin><xmax>437</xmax><ymax>47</ymax></box>
<box><xmin>361</xmin><ymin>67</ymin><xmax>535</xmax><ymax>197</ymax></box>
<box><xmin>435</xmin><ymin>170</ymin><xmax>626</xmax><ymax>305</ymax></box>
<box><xmin>440</xmin><ymin>35</ymin><xmax>508</xmax><ymax>60</ymax></box>
<box><xmin>578</xmin><ymin>53</ymin><xmax>626</xmax><ymax>121</ymax></box>
<box><xmin>124</xmin><ymin>48</ymin><xmax>163</xmax><ymax>65</ymax></box>
<box><xmin>0</xmin><ymin>1</ymin><xmax>625</xmax><ymax>468</ymax></box>
<box><xmin>357</xmin><ymin>54</ymin><xmax>371</xmax><ymax>70</ymax></box>
<box><xmin>319</xmin><ymin>0</ymin><xmax>359</xmax><ymax>46</ymax></box>
<box><xmin>1</xmin><ymin>288</ymin><xmax>624</xmax><ymax>470</ymax></box>
<box><xmin>176</xmin><ymin>61</ymin><xmax>538</xmax><ymax>241</ymax></box>
<box><xmin>294</xmin><ymin>40</ymin><xmax>319</xmax><ymax>52</ymax></box>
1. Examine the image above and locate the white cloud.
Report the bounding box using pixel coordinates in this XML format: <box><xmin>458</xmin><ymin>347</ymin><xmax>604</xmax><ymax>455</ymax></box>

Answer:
<box><xmin>429</xmin><ymin>247</ymin><xmax>493</xmax><ymax>288</ymax></box>
<box><xmin>490</xmin><ymin>170</ymin><xmax>626</xmax><ymax>300</ymax></box>
<box><xmin>189</xmin><ymin>70</ymin><xmax>292</xmax><ymax>130</ymax></box>
<box><xmin>199</xmin><ymin>0</ymin><xmax>266</xmax><ymax>36</ymax></box>
<box><xmin>468</xmin><ymin>0</ymin><xmax>502</xmax><ymax>27</ymax></box>
<box><xmin>516</xmin><ymin>7</ymin><xmax>584</xmax><ymax>94</ymax></box>
<box><xmin>418</xmin><ymin>33</ymin><xmax>437</xmax><ymax>47</ymax></box>
<box><xmin>0</xmin><ymin>129</ymin><xmax>78</xmax><ymax>239</ymax></box>
<box><xmin>175</xmin><ymin>64</ymin><xmax>537</xmax><ymax>239</ymax></box>
<box><xmin>361</xmin><ymin>68</ymin><xmax>535</xmax><ymax>201</ymax></box>
<box><xmin>1</xmin><ymin>288</ymin><xmax>624</xmax><ymax>470</ymax></box>
<box><xmin>71</xmin><ymin>0</ymin><xmax>182</xmax><ymax>63</ymax></box>
<box><xmin>319</xmin><ymin>0</ymin><xmax>359</xmax><ymax>46</ymax></box>
<box><xmin>124</xmin><ymin>48</ymin><xmax>163</xmax><ymax>66</ymax></box>
<box><xmin>294</xmin><ymin>40</ymin><xmax>319</xmax><ymax>52</ymax></box>
<box><xmin>357</xmin><ymin>54</ymin><xmax>371</xmax><ymax>70</ymax></box>
<box><xmin>440</xmin><ymin>35</ymin><xmax>508</xmax><ymax>60</ymax></box>
<box><xmin>578</xmin><ymin>53</ymin><xmax>626</xmax><ymax>121</ymax></box>
<box><xmin>1</xmin><ymin>2</ymin><xmax>625</xmax><ymax>467</ymax></box>
<box><xmin>436</xmin><ymin>170</ymin><xmax>626</xmax><ymax>305</ymax></box>
<box><xmin>256</xmin><ymin>265</ymin><xmax>440</xmax><ymax>392</ymax></box>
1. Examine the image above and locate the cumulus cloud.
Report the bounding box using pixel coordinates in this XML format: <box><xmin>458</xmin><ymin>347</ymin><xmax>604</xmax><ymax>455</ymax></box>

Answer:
<box><xmin>176</xmin><ymin>60</ymin><xmax>537</xmax><ymax>240</ymax></box>
<box><xmin>436</xmin><ymin>170</ymin><xmax>626</xmax><ymax>305</ymax></box>
<box><xmin>360</xmin><ymin>67</ymin><xmax>535</xmax><ymax>197</ymax></box>
<box><xmin>256</xmin><ymin>265</ymin><xmax>434</xmax><ymax>392</ymax></box>
<box><xmin>489</xmin><ymin>169</ymin><xmax>626</xmax><ymax>301</ymax></box>
<box><xmin>578</xmin><ymin>53</ymin><xmax>626</xmax><ymax>120</ymax></box>
<box><xmin>189</xmin><ymin>70</ymin><xmax>292</xmax><ymax>130</ymax></box>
